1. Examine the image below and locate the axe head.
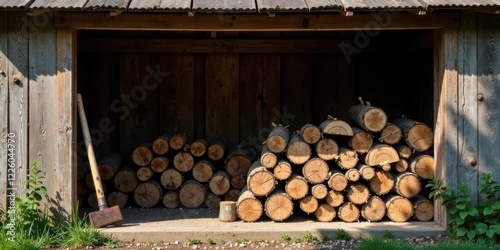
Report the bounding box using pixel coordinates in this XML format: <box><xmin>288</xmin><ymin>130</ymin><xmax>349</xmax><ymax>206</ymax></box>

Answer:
<box><xmin>88</xmin><ymin>205</ymin><xmax>123</xmax><ymax>228</ymax></box>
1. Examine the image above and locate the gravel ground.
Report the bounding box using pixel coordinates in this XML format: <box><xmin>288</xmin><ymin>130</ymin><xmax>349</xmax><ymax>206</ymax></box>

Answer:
<box><xmin>68</xmin><ymin>234</ymin><xmax>449</xmax><ymax>250</ymax></box>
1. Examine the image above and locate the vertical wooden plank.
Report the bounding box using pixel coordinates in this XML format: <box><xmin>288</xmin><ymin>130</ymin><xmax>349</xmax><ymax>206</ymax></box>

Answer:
<box><xmin>119</xmin><ymin>54</ymin><xmax>160</xmax><ymax>160</ymax></box>
<box><xmin>281</xmin><ymin>54</ymin><xmax>312</xmax><ymax>130</ymax></box>
<box><xmin>193</xmin><ymin>54</ymin><xmax>206</xmax><ymax>140</ymax></box>
<box><xmin>457</xmin><ymin>12</ymin><xmax>479</xmax><ymax>205</ymax></box>
<box><xmin>260</xmin><ymin>54</ymin><xmax>280</xmax><ymax>145</ymax></box>
<box><xmin>477</xmin><ymin>14</ymin><xmax>500</xmax><ymax>187</ymax></box>
<box><xmin>55</xmin><ymin>27</ymin><xmax>76</xmax><ymax>215</ymax></box>
<box><xmin>433</xmin><ymin>28</ymin><xmax>459</xmax><ymax>229</ymax></box>
<box><xmin>238</xmin><ymin>54</ymin><xmax>262</xmax><ymax>145</ymax></box>
<box><xmin>8</xmin><ymin>11</ymin><xmax>29</xmax><ymax>200</ymax></box>
<box><xmin>0</xmin><ymin>12</ymin><xmax>8</xmax><ymax>209</ymax></box>
<box><xmin>205</xmin><ymin>53</ymin><xmax>239</xmax><ymax>147</ymax></box>
<box><xmin>159</xmin><ymin>53</ymin><xmax>194</xmax><ymax>138</ymax></box>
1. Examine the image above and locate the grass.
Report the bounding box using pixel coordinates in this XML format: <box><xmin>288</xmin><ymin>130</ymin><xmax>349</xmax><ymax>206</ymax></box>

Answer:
<box><xmin>355</xmin><ymin>236</ymin><xmax>414</xmax><ymax>250</ymax></box>
<box><xmin>354</xmin><ymin>236</ymin><xmax>500</xmax><ymax>250</ymax></box>
<box><xmin>417</xmin><ymin>240</ymin><xmax>500</xmax><ymax>250</ymax></box>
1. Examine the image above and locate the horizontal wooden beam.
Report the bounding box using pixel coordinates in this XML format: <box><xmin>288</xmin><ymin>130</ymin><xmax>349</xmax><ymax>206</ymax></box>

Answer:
<box><xmin>55</xmin><ymin>12</ymin><xmax>459</xmax><ymax>31</ymax></box>
<box><xmin>78</xmin><ymin>38</ymin><xmax>363</xmax><ymax>53</ymax></box>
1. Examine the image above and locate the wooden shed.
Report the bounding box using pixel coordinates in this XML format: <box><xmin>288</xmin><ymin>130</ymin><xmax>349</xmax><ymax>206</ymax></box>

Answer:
<box><xmin>1</xmin><ymin>0</ymin><xmax>500</xmax><ymax>229</ymax></box>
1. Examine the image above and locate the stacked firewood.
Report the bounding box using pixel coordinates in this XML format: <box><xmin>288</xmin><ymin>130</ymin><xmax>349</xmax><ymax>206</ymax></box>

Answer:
<box><xmin>236</xmin><ymin>101</ymin><xmax>435</xmax><ymax>223</ymax></box>
<box><xmin>77</xmin><ymin>134</ymin><xmax>253</xmax><ymax>210</ymax></box>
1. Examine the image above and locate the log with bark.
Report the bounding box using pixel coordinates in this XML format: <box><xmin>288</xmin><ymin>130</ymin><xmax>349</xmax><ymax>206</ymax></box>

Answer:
<box><xmin>302</xmin><ymin>157</ymin><xmax>329</xmax><ymax>184</ymax></box>
<box><xmin>327</xmin><ymin>168</ymin><xmax>348</xmax><ymax>192</ymax></box>
<box><xmin>286</xmin><ymin>133</ymin><xmax>311</xmax><ymax>165</ymax></box>
<box><xmin>247</xmin><ymin>160</ymin><xmax>276</xmax><ymax>196</ymax></box>
<box><xmin>207</xmin><ymin>140</ymin><xmax>226</xmax><ymax>161</ymax></box>
<box><xmin>224</xmin><ymin>188</ymin><xmax>241</xmax><ymax>202</ymax></box>
<box><xmin>113</xmin><ymin>167</ymin><xmax>138</xmax><ymax>193</ymax></box>
<box><xmin>392</xmin><ymin>117</ymin><xmax>433</xmax><ymax>152</ymax></box>
<box><xmin>335</xmin><ymin>147</ymin><xmax>359</xmax><ymax>170</ymax></box>
<box><xmin>345</xmin><ymin>168</ymin><xmax>360</xmax><ymax>182</ymax></box>
<box><xmin>136</xmin><ymin>166</ymin><xmax>154</xmax><ymax>182</ymax></box>
<box><xmin>299</xmin><ymin>195</ymin><xmax>318</xmax><ymax>214</ymax></box>
<box><xmin>348</xmin><ymin>127</ymin><xmax>373</xmax><ymax>153</ymax></box>
<box><xmin>173</xmin><ymin>151</ymin><xmax>195</xmax><ymax>172</ymax></box>
<box><xmin>299</xmin><ymin>123</ymin><xmax>322</xmax><ymax>144</ymax></box>
<box><xmin>338</xmin><ymin>202</ymin><xmax>360</xmax><ymax>222</ymax></box>
<box><xmin>209</xmin><ymin>170</ymin><xmax>231</xmax><ymax>196</ymax></box>
<box><xmin>151</xmin><ymin>156</ymin><xmax>169</xmax><ymax>173</ymax></box>
<box><xmin>260</xmin><ymin>144</ymin><xmax>278</xmax><ymax>169</ymax></box>
<box><xmin>355</xmin><ymin>163</ymin><xmax>375</xmax><ymax>181</ymax></box>
<box><xmin>273</xmin><ymin>159</ymin><xmax>293</xmax><ymax>181</ymax></box>
<box><xmin>397</xmin><ymin>145</ymin><xmax>413</xmax><ymax>159</ymax></box>
<box><xmin>348</xmin><ymin>101</ymin><xmax>387</xmax><ymax>133</ymax></box>
<box><xmin>378</xmin><ymin>122</ymin><xmax>402</xmax><ymax>145</ymax></box>
<box><xmin>362</xmin><ymin>143</ymin><xmax>400</xmax><ymax>168</ymax></box>
<box><xmin>315</xmin><ymin>138</ymin><xmax>339</xmax><ymax>161</ymax></box>
<box><xmin>285</xmin><ymin>173</ymin><xmax>309</xmax><ymax>200</ymax></box>
<box><xmin>192</xmin><ymin>160</ymin><xmax>214</xmax><ymax>183</ymax></box>
<box><xmin>319</xmin><ymin>116</ymin><xmax>353</xmax><ymax>136</ymax></box>
<box><xmin>361</xmin><ymin>196</ymin><xmax>386</xmax><ymax>222</ymax></box>
<box><xmin>346</xmin><ymin>183</ymin><xmax>370</xmax><ymax>205</ymax></box>
<box><xmin>385</xmin><ymin>194</ymin><xmax>414</xmax><ymax>222</ymax></box>
<box><xmin>409</xmin><ymin>153</ymin><xmax>435</xmax><ymax>179</ymax></box>
<box><xmin>225</xmin><ymin>147</ymin><xmax>252</xmax><ymax>177</ymax></box>
<box><xmin>314</xmin><ymin>203</ymin><xmax>336</xmax><ymax>222</ymax></box>
<box><xmin>393</xmin><ymin>159</ymin><xmax>409</xmax><ymax>173</ymax></box>
<box><xmin>236</xmin><ymin>186</ymin><xmax>263</xmax><ymax>222</ymax></box>
<box><xmin>311</xmin><ymin>183</ymin><xmax>328</xmax><ymax>200</ymax></box>
<box><xmin>107</xmin><ymin>191</ymin><xmax>128</xmax><ymax>209</ymax></box>
<box><xmin>179</xmin><ymin>180</ymin><xmax>206</xmax><ymax>208</ymax></box>
<box><xmin>190</xmin><ymin>139</ymin><xmax>207</xmax><ymax>157</ymax></box>
<box><xmin>169</xmin><ymin>133</ymin><xmax>188</xmax><ymax>151</ymax></box>
<box><xmin>411</xmin><ymin>194</ymin><xmax>434</xmax><ymax>222</ymax></box>
<box><xmin>205</xmin><ymin>192</ymin><xmax>222</xmax><ymax>209</ymax></box>
<box><xmin>230</xmin><ymin>175</ymin><xmax>246</xmax><ymax>189</ymax></box>
<box><xmin>368</xmin><ymin>169</ymin><xmax>395</xmax><ymax>195</ymax></box>
<box><xmin>393</xmin><ymin>172</ymin><xmax>421</xmax><ymax>199</ymax></box>
<box><xmin>219</xmin><ymin>201</ymin><xmax>237</xmax><ymax>222</ymax></box>
<box><xmin>325</xmin><ymin>190</ymin><xmax>344</xmax><ymax>208</ymax></box>
<box><xmin>152</xmin><ymin>134</ymin><xmax>171</xmax><ymax>155</ymax></box>
<box><xmin>132</xmin><ymin>143</ymin><xmax>154</xmax><ymax>166</ymax></box>
<box><xmin>266</xmin><ymin>124</ymin><xmax>290</xmax><ymax>154</ymax></box>
<box><xmin>264</xmin><ymin>189</ymin><xmax>294</xmax><ymax>222</ymax></box>
<box><xmin>162</xmin><ymin>191</ymin><xmax>180</xmax><ymax>209</ymax></box>
<box><xmin>134</xmin><ymin>180</ymin><xmax>163</xmax><ymax>208</ymax></box>
<box><xmin>161</xmin><ymin>168</ymin><xmax>184</xmax><ymax>190</ymax></box>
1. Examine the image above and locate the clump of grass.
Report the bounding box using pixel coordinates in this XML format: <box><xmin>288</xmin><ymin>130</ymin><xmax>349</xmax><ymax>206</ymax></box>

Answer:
<box><xmin>282</xmin><ymin>234</ymin><xmax>292</xmax><ymax>241</ymax></box>
<box><xmin>321</xmin><ymin>234</ymin><xmax>331</xmax><ymax>241</ymax></box>
<box><xmin>417</xmin><ymin>239</ymin><xmax>500</xmax><ymax>250</ymax></box>
<box><xmin>292</xmin><ymin>237</ymin><xmax>302</xmax><ymax>243</ymax></box>
<box><xmin>187</xmin><ymin>238</ymin><xmax>201</xmax><ymax>244</ymax></box>
<box><xmin>383</xmin><ymin>230</ymin><xmax>395</xmax><ymax>240</ymax></box>
<box><xmin>336</xmin><ymin>229</ymin><xmax>351</xmax><ymax>240</ymax></box>
<box><xmin>355</xmin><ymin>236</ymin><xmax>413</xmax><ymax>250</ymax></box>
<box><xmin>206</xmin><ymin>237</ymin><xmax>215</xmax><ymax>245</ymax></box>
<box><xmin>302</xmin><ymin>231</ymin><xmax>318</xmax><ymax>243</ymax></box>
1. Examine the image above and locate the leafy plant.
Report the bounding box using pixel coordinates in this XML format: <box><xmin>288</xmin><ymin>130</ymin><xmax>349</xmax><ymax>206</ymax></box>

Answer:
<box><xmin>206</xmin><ymin>237</ymin><xmax>215</xmax><ymax>245</ymax></box>
<box><xmin>427</xmin><ymin>173</ymin><xmax>500</xmax><ymax>244</ymax></box>
<box><xmin>292</xmin><ymin>237</ymin><xmax>302</xmax><ymax>243</ymax></box>
<box><xmin>302</xmin><ymin>231</ymin><xmax>318</xmax><ymax>243</ymax></box>
<box><xmin>321</xmin><ymin>234</ymin><xmax>331</xmax><ymax>241</ymax></box>
<box><xmin>282</xmin><ymin>234</ymin><xmax>291</xmax><ymax>241</ymax></box>
<box><xmin>336</xmin><ymin>229</ymin><xmax>350</xmax><ymax>240</ymax></box>
<box><xmin>383</xmin><ymin>229</ymin><xmax>394</xmax><ymax>240</ymax></box>
<box><xmin>187</xmin><ymin>238</ymin><xmax>201</xmax><ymax>244</ymax></box>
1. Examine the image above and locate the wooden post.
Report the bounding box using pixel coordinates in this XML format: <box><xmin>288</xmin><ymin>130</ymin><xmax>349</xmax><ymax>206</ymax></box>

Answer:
<box><xmin>219</xmin><ymin>201</ymin><xmax>237</xmax><ymax>222</ymax></box>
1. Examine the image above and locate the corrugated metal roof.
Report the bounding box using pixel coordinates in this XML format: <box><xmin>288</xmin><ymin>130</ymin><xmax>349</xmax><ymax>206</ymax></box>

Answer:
<box><xmin>193</xmin><ymin>0</ymin><xmax>256</xmax><ymax>12</ymax></box>
<box><xmin>128</xmin><ymin>0</ymin><xmax>191</xmax><ymax>12</ymax></box>
<box><xmin>1</xmin><ymin>0</ymin><xmax>499</xmax><ymax>11</ymax></box>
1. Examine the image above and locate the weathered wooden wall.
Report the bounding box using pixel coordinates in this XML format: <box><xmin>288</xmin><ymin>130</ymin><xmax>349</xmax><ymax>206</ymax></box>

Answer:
<box><xmin>0</xmin><ymin>12</ymin><xmax>7</xmax><ymax>209</ymax></box>
<box><xmin>77</xmin><ymin>31</ymin><xmax>435</xmax><ymax>166</ymax></box>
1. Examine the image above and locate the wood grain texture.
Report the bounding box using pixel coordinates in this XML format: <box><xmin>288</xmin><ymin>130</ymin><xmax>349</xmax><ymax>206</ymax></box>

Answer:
<box><xmin>239</xmin><ymin>54</ymin><xmax>263</xmax><ymax>147</ymax></box>
<box><xmin>477</xmin><ymin>13</ymin><xmax>500</xmax><ymax>191</ymax></box>
<box><xmin>193</xmin><ymin>54</ymin><xmax>206</xmax><ymax>139</ymax></box>
<box><xmin>457</xmin><ymin>12</ymin><xmax>479</xmax><ymax>205</ymax></box>
<box><xmin>205</xmin><ymin>53</ymin><xmax>239</xmax><ymax>147</ymax></box>
<box><xmin>8</xmin><ymin>12</ymin><xmax>29</xmax><ymax>201</ymax></box>
<box><xmin>0</xmin><ymin>12</ymin><xmax>7</xmax><ymax>209</ymax></box>
<box><xmin>433</xmin><ymin>28</ymin><xmax>458</xmax><ymax>229</ymax></box>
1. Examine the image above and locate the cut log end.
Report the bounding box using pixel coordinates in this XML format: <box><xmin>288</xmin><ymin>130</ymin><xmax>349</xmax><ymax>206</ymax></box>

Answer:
<box><xmin>314</xmin><ymin>203</ymin><xmax>336</xmax><ymax>222</ymax></box>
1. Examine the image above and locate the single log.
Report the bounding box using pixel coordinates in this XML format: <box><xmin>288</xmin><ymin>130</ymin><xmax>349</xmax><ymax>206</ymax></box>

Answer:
<box><xmin>190</xmin><ymin>139</ymin><xmax>207</xmax><ymax>157</ymax></box>
<box><xmin>260</xmin><ymin>144</ymin><xmax>278</xmax><ymax>169</ymax></box>
<box><xmin>393</xmin><ymin>172</ymin><xmax>421</xmax><ymax>198</ymax></box>
<box><xmin>236</xmin><ymin>186</ymin><xmax>263</xmax><ymax>222</ymax></box>
<box><xmin>368</xmin><ymin>169</ymin><xmax>395</xmax><ymax>195</ymax></box>
<box><xmin>392</xmin><ymin>118</ymin><xmax>433</xmax><ymax>152</ymax></box>
<box><xmin>224</xmin><ymin>188</ymin><xmax>241</xmax><ymax>202</ymax></box>
<box><xmin>225</xmin><ymin>147</ymin><xmax>252</xmax><ymax>177</ymax></box>
<box><xmin>179</xmin><ymin>180</ymin><xmax>206</xmax><ymax>208</ymax></box>
<box><xmin>363</xmin><ymin>143</ymin><xmax>400</xmax><ymax>167</ymax></box>
<box><xmin>173</xmin><ymin>151</ymin><xmax>195</xmax><ymax>172</ymax></box>
<box><xmin>338</xmin><ymin>202</ymin><xmax>360</xmax><ymax>222</ymax></box>
<box><xmin>207</xmin><ymin>140</ymin><xmax>226</xmax><ymax>161</ymax></box>
<box><xmin>409</xmin><ymin>153</ymin><xmax>435</xmax><ymax>179</ymax></box>
<box><xmin>299</xmin><ymin>123</ymin><xmax>322</xmax><ymax>144</ymax></box>
<box><xmin>348</xmin><ymin>103</ymin><xmax>387</xmax><ymax>133</ymax></box>
<box><xmin>161</xmin><ymin>168</ymin><xmax>184</xmax><ymax>190</ymax></box>
<box><xmin>299</xmin><ymin>195</ymin><xmax>319</xmax><ymax>214</ymax></box>
<box><xmin>327</xmin><ymin>168</ymin><xmax>349</xmax><ymax>192</ymax></box>
<box><xmin>302</xmin><ymin>157</ymin><xmax>329</xmax><ymax>184</ymax></box>
<box><xmin>325</xmin><ymin>190</ymin><xmax>344</xmax><ymax>207</ymax></box>
<box><xmin>397</xmin><ymin>145</ymin><xmax>413</xmax><ymax>159</ymax></box>
<box><xmin>361</xmin><ymin>196</ymin><xmax>386</xmax><ymax>222</ymax></box>
<box><xmin>393</xmin><ymin>159</ymin><xmax>409</xmax><ymax>173</ymax></box>
<box><xmin>264</xmin><ymin>189</ymin><xmax>294</xmax><ymax>222</ymax></box>
<box><xmin>151</xmin><ymin>156</ymin><xmax>169</xmax><ymax>173</ymax></box>
<box><xmin>192</xmin><ymin>160</ymin><xmax>214</xmax><ymax>183</ymax></box>
<box><xmin>205</xmin><ymin>192</ymin><xmax>222</xmax><ymax>209</ymax></box>
<box><xmin>134</xmin><ymin>180</ymin><xmax>163</xmax><ymax>208</ymax></box>
<box><xmin>266</xmin><ymin>125</ymin><xmax>290</xmax><ymax>154</ymax></box>
<box><xmin>169</xmin><ymin>133</ymin><xmax>188</xmax><ymax>151</ymax></box>
<box><xmin>273</xmin><ymin>159</ymin><xmax>293</xmax><ymax>181</ymax></box>
<box><xmin>411</xmin><ymin>194</ymin><xmax>434</xmax><ymax>222</ymax></box>
<box><xmin>136</xmin><ymin>166</ymin><xmax>154</xmax><ymax>182</ymax></box>
<box><xmin>311</xmin><ymin>183</ymin><xmax>328</xmax><ymax>200</ymax></box>
<box><xmin>132</xmin><ymin>143</ymin><xmax>154</xmax><ymax>166</ymax></box>
<box><xmin>315</xmin><ymin>138</ymin><xmax>339</xmax><ymax>161</ymax></box>
<box><xmin>385</xmin><ymin>194</ymin><xmax>414</xmax><ymax>222</ymax></box>
<box><xmin>247</xmin><ymin>160</ymin><xmax>276</xmax><ymax>196</ymax></box>
<box><xmin>113</xmin><ymin>167</ymin><xmax>138</xmax><ymax>193</ymax></box>
<box><xmin>77</xmin><ymin>180</ymin><xmax>88</xmax><ymax>196</ymax></box>
<box><xmin>219</xmin><ymin>201</ymin><xmax>237</xmax><ymax>222</ymax></box>
<box><xmin>285</xmin><ymin>173</ymin><xmax>309</xmax><ymax>200</ymax></box>
<box><xmin>355</xmin><ymin>163</ymin><xmax>375</xmax><ymax>181</ymax></box>
<box><xmin>335</xmin><ymin>147</ymin><xmax>359</xmax><ymax>170</ymax></box>
<box><xmin>209</xmin><ymin>170</ymin><xmax>231</xmax><ymax>196</ymax></box>
<box><xmin>378</xmin><ymin>122</ymin><xmax>402</xmax><ymax>145</ymax></box>
<box><xmin>345</xmin><ymin>168</ymin><xmax>360</xmax><ymax>182</ymax></box>
<box><xmin>107</xmin><ymin>191</ymin><xmax>128</xmax><ymax>209</ymax></box>
<box><xmin>230</xmin><ymin>175</ymin><xmax>246</xmax><ymax>189</ymax></box>
<box><xmin>162</xmin><ymin>191</ymin><xmax>180</xmax><ymax>209</ymax></box>
<box><xmin>152</xmin><ymin>134</ymin><xmax>171</xmax><ymax>155</ymax></box>
<box><xmin>77</xmin><ymin>161</ymin><xmax>90</xmax><ymax>180</ymax></box>
<box><xmin>346</xmin><ymin>183</ymin><xmax>370</xmax><ymax>205</ymax></box>
<box><xmin>314</xmin><ymin>203</ymin><xmax>336</xmax><ymax>222</ymax></box>
<box><xmin>348</xmin><ymin>127</ymin><xmax>373</xmax><ymax>154</ymax></box>
<box><xmin>286</xmin><ymin>133</ymin><xmax>311</xmax><ymax>165</ymax></box>
<box><xmin>319</xmin><ymin>116</ymin><xmax>353</xmax><ymax>136</ymax></box>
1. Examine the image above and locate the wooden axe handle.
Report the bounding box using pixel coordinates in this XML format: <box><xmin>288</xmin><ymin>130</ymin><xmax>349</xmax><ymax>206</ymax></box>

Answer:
<box><xmin>77</xmin><ymin>94</ymin><xmax>108</xmax><ymax>210</ymax></box>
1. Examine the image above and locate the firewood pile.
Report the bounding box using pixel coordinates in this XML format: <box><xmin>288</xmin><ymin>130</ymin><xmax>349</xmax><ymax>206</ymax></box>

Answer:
<box><xmin>77</xmin><ymin>134</ymin><xmax>253</xmax><ymax>210</ymax></box>
<box><xmin>236</xmin><ymin>100</ymin><xmax>435</xmax><ymax>223</ymax></box>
